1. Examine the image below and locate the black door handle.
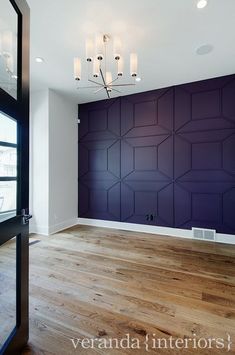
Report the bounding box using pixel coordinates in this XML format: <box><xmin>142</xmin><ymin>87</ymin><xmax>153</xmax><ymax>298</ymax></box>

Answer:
<box><xmin>21</xmin><ymin>209</ymin><xmax>32</xmax><ymax>225</ymax></box>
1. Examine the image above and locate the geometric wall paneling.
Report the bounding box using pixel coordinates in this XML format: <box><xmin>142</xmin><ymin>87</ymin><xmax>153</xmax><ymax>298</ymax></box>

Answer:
<box><xmin>223</xmin><ymin>133</ymin><xmax>235</xmax><ymax>176</ymax></box>
<box><xmin>158</xmin><ymin>136</ymin><xmax>174</xmax><ymax>179</ymax></box>
<box><xmin>120</xmin><ymin>96</ymin><xmax>133</xmax><ymax>137</ymax></box>
<box><xmin>79</xmin><ymin>139</ymin><xmax>120</xmax><ymax>180</ymax></box>
<box><xmin>121</xmin><ymin>88</ymin><xmax>174</xmax><ymax>138</ymax></box>
<box><xmin>78</xmin><ymin>143</ymin><xmax>89</xmax><ymax>178</ymax></box>
<box><xmin>223</xmin><ymin>188</ymin><xmax>235</xmax><ymax>231</ymax></box>
<box><xmin>174</xmin><ymin>184</ymin><xmax>191</xmax><ymax>228</ymax></box>
<box><xmin>158</xmin><ymin>183</ymin><xmax>174</xmax><ymax>226</ymax></box>
<box><xmin>78</xmin><ymin>181</ymin><xmax>89</xmax><ymax>217</ymax></box>
<box><xmin>222</xmin><ymin>78</ymin><xmax>235</xmax><ymax>122</ymax></box>
<box><xmin>174</xmin><ymin>87</ymin><xmax>191</xmax><ymax>131</ymax></box>
<box><xmin>121</xmin><ymin>181</ymin><xmax>173</xmax><ymax>226</ymax></box>
<box><xmin>79</xmin><ymin>98</ymin><xmax>120</xmax><ymax>141</ymax></box>
<box><xmin>174</xmin><ymin>75</ymin><xmax>235</xmax><ymax>234</ymax></box>
<box><xmin>78</xmin><ymin>73</ymin><xmax>235</xmax><ymax>234</ymax></box>
<box><xmin>121</xmin><ymin>136</ymin><xmax>173</xmax><ymax>181</ymax></box>
<box><xmin>174</xmin><ymin>181</ymin><xmax>235</xmax><ymax>233</ymax></box>
<box><xmin>157</xmin><ymin>88</ymin><xmax>174</xmax><ymax>131</ymax></box>
<box><xmin>78</xmin><ymin>181</ymin><xmax>120</xmax><ymax>221</ymax></box>
<box><xmin>175</xmin><ymin>78</ymin><xmax>235</xmax><ymax>133</ymax></box>
<box><xmin>174</xmin><ymin>129</ymin><xmax>235</xmax><ymax>182</ymax></box>
<box><xmin>176</xmin><ymin>114</ymin><xmax>235</xmax><ymax>133</ymax></box>
<box><xmin>107</xmin><ymin>98</ymin><xmax>121</xmax><ymax>137</ymax></box>
<box><xmin>78</xmin><ymin>98</ymin><xmax>121</xmax><ymax>222</ymax></box>
<box><xmin>192</xmin><ymin>89</ymin><xmax>221</xmax><ymax>120</ymax></box>
<box><xmin>174</xmin><ymin>135</ymin><xmax>191</xmax><ymax>180</ymax></box>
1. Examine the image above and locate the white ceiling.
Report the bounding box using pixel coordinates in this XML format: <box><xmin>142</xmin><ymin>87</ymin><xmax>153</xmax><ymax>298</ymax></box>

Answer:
<box><xmin>28</xmin><ymin>0</ymin><xmax>235</xmax><ymax>104</ymax></box>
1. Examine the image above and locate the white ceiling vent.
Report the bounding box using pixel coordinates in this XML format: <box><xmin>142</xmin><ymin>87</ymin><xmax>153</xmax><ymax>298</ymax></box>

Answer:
<box><xmin>192</xmin><ymin>228</ymin><xmax>216</xmax><ymax>242</ymax></box>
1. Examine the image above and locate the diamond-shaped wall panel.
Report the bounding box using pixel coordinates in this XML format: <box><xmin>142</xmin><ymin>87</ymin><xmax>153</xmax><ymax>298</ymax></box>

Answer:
<box><xmin>175</xmin><ymin>77</ymin><xmax>235</xmax><ymax>133</ymax></box>
<box><xmin>79</xmin><ymin>140</ymin><xmax>120</xmax><ymax>180</ymax></box>
<box><xmin>121</xmin><ymin>182</ymin><xmax>173</xmax><ymax>226</ymax></box>
<box><xmin>174</xmin><ymin>130</ymin><xmax>235</xmax><ymax>182</ymax></box>
<box><xmin>79</xmin><ymin>181</ymin><xmax>120</xmax><ymax>221</ymax></box>
<box><xmin>134</xmin><ymin>101</ymin><xmax>156</xmax><ymax>127</ymax></box>
<box><xmin>191</xmin><ymin>142</ymin><xmax>221</xmax><ymax>170</ymax></box>
<box><xmin>89</xmin><ymin>109</ymin><xmax>107</xmax><ymax>132</ymax></box>
<box><xmin>79</xmin><ymin>98</ymin><xmax>120</xmax><ymax>141</ymax></box>
<box><xmin>121</xmin><ymin>88</ymin><xmax>173</xmax><ymax>137</ymax></box>
<box><xmin>192</xmin><ymin>90</ymin><xmax>221</xmax><ymax>120</ymax></box>
<box><xmin>174</xmin><ymin>182</ymin><xmax>235</xmax><ymax>233</ymax></box>
<box><xmin>121</xmin><ymin>135</ymin><xmax>173</xmax><ymax>180</ymax></box>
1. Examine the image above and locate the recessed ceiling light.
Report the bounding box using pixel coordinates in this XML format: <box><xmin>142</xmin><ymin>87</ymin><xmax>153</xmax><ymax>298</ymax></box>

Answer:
<box><xmin>197</xmin><ymin>0</ymin><xmax>208</xmax><ymax>9</ymax></box>
<box><xmin>135</xmin><ymin>77</ymin><xmax>141</xmax><ymax>82</ymax></box>
<box><xmin>196</xmin><ymin>44</ymin><xmax>213</xmax><ymax>55</ymax></box>
<box><xmin>35</xmin><ymin>57</ymin><xmax>44</xmax><ymax>63</ymax></box>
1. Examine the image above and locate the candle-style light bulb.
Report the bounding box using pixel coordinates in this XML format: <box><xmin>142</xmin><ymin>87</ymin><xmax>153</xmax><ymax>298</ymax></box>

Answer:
<box><xmin>74</xmin><ymin>58</ymin><xmax>81</xmax><ymax>81</ymax></box>
<box><xmin>106</xmin><ymin>72</ymin><xmax>112</xmax><ymax>92</ymax></box>
<box><xmin>95</xmin><ymin>34</ymin><xmax>104</xmax><ymax>61</ymax></box>
<box><xmin>117</xmin><ymin>57</ymin><xmax>124</xmax><ymax>76</ymax></box>
<box><xmin>106</xmin><ymin>71</ymin><xmax>112</xmax><ymax>85</ymax></box>
<box><xmin>86</xmin><ymin>38</ymin><xmax>93</xmax><ymax>62</ymax></box>
<box><xmin>93</xmin><ymin>58</ymin><xmax>100</xmax><ymax>77</ymax></box>
<box><xmin>130</xmin><ymin>53</ymin><xmax>138</xmax><ymax>77</ymax></box>
<box><xmin>113</xmin><ymin>36</ymin><xmax>121</xmax><ymax>61</ymax></box>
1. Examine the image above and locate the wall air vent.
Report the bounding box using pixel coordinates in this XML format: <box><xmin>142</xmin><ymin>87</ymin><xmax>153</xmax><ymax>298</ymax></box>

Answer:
<box><xmin>192</xmin><ymin>228</ymin><xmax>216</xmax><ymax>242</ymax></box>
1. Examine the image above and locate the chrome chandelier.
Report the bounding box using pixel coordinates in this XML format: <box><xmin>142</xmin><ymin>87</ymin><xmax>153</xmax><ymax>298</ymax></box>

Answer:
<box><xmin>74</xmin><ymin>34</ymin><xmax>140</xmax><ymax>99</ymax></box>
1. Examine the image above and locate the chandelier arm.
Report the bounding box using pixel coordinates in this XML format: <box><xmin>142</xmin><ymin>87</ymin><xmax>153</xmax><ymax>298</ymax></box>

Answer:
<box><xmin>108</xmin><ymin>77</ymin><xmax>119</xmax><ymax>85</ymax></box>
<box><xmin>88</xmin><ymin>79</ymin><xmax>103</xmax><ymax>86</ymax></box>
<box><xmin>111</xmin><ymin>88</ymin><xmax>122</xmax><ymax>93</ymax></box>
<box><xmin>100</xmin><ymin>69</ymin><xmax>111</xmax><ymax>99</ymax></box>
<box><xmin>99</xmin><ymin>68</ymin><xmax>107</xmax><ymax>87</ymax></box>
<box><xmin>94</xmin><ymin>87</ymin><xmax>105</xmax><ymax>94</ymax></box>
<box><xmin>105</xmin><ymin>89</ymin><xmax>111</xmax><ymax>99</ymax></box>
<box><xmin>111</xmin><ymin>83</ymin><xmax>136</xmax><ymax>87</ymax></box>
<box><xmin>77</xmin><ymin>86</ymin><xmax>103</xmax><ymax>89</ymax></box>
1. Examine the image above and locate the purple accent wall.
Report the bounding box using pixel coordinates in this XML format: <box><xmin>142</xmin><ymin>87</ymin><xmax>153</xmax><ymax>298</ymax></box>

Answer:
<box><xmin>78</xmin><ymin>74</ymin><xmax>235</xmax><ymax>234</ymax></box>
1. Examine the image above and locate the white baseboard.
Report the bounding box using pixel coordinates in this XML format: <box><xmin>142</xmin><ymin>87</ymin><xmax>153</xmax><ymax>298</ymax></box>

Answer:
<box><xmin>29</xmin><ymin>223</ymin><xmax>49</xmax><ymax>236</ymax></box>
<box><xmin>48</xmin><ymin>218</ymin><xmax>78</xmax><ymax>235</ymax></box>
<box><xmin>30</xmin><ymin>218</ymin><xmax>78</xmax><ymax>236</ymax></box>
<box><xmin>77</xmin><ymin>218</ymin><xmax>235</xmax><ymax>245</ymax></box>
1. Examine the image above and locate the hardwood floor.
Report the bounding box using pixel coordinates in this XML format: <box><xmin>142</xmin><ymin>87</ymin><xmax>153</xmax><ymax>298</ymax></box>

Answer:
<box><xmin>21</xmin><ymin>226</ymin><xmax>235</xmax><ymax>354</ymax></box>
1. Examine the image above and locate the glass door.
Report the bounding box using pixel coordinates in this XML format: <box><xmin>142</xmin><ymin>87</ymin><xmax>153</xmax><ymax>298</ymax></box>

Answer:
<box><xmin>0</xmin><ymin>0</ymin><xmax>30</xmax><ymax>354</ymax></box>
<box><xmin>0</xmin><ymin>113</ymin><xmax>17</xmax><ymax>350</ymax></box>
<box><xmin>0</xmin><ymin>113</ymin><xmax>17</xmax><ymax>223</ymax></box>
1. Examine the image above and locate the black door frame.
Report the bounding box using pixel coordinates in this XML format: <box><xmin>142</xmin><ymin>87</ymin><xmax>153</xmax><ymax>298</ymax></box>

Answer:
<box><xmin>0</xmin><ymin>0</ymin><xmax>30</xmax><ymax>353</ymax></box>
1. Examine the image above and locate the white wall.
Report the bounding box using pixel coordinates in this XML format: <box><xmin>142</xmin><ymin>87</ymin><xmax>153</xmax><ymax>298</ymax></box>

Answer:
<box><xmin>48</xmin><ymin>90</ymin><xmax>78</xmax><ymax>234</ymax></box>
<box><xmin>30</xmin><ymin>90</ymin><xmax>49</xmax><ymax>234</ymax></box>
<box><xmin>30</xmin><ymin>89</ymin><xmax>78</xmax><ymax>235</ymax></box>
